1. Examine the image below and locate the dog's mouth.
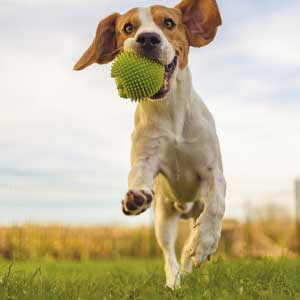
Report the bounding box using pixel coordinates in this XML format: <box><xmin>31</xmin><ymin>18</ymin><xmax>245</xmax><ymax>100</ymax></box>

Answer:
<box><xmin>151</xmin><ymin>56</ymin><xmax>178</xmax><ymax>100</ymax></box>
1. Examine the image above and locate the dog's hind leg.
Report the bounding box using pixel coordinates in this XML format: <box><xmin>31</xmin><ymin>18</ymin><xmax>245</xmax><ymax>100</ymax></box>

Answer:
<box><xmin>180</xmin><ymin>218</ymin><xmax>196</xmax><ymax>274</ymax></box>
<box><xmin>180</xmin><ymin>201</ymin><xmax>205</xmax><ymax>274</ymax></box>
<box><xmin>188</xmin><ymin>169</ymin><xmax>226</xmax><ymax>267</ymax></box>
<box><xmin>154</xmin><ymin>196</ymin><xmax>181</xmax><ymax>289</ymax></box>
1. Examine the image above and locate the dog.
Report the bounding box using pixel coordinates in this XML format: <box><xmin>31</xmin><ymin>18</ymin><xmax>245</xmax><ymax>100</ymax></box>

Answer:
<box><xmin>74</xmin><ymin>0</ymin><xmax>226</xmax><ymax>289</ymax></box>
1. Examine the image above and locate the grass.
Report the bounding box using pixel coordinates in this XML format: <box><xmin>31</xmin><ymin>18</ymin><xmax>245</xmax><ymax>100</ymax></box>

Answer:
<box><xmin>0</xmin><ymin>259</ymin><xmax>299</xmax><ymax>300</ymax></box>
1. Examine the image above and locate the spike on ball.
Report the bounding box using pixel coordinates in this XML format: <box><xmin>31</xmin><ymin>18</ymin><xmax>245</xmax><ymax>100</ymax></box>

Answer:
<box><xmin>111</xmin><ymin>52</ymin><xmax>164</xmax><ymax>101</ymax></box>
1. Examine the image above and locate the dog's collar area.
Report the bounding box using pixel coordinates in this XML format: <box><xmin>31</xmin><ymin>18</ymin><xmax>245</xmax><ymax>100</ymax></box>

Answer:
<box><xmin>151</xmin><ymin>56</ymin><xmax>177</xmax><ymax>100</ymax></box>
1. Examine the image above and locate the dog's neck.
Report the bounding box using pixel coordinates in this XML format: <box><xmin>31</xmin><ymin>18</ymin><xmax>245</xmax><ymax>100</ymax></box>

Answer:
<box><xmin>138</xmin><ymin>66</ymin><xmax>193</xmax><ymax>135</ymax></box>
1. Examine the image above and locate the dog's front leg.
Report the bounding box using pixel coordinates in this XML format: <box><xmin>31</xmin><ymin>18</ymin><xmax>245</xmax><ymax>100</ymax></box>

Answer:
<box><xmin>122</xmin><ymin>159</ymin><xmax>157</xmax><ymax>216</ymax></box>
<box><xmin>187</xmin><ymin>169</ymin><xmax>226</xmax><ymax>266</ymax></box>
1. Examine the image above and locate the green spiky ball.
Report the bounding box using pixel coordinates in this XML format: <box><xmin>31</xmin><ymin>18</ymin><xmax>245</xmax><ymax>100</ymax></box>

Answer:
<box><xmin>111</xmin><ymin>52</ymin><xmax>164</xmax><ymax>102</ymax></box>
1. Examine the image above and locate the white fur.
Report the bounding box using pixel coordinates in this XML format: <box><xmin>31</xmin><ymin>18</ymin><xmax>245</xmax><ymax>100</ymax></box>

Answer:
<box><xmin>124</xmin><ymin>8</ymin><xmax>226</xmax><ymax>289</ymax></box>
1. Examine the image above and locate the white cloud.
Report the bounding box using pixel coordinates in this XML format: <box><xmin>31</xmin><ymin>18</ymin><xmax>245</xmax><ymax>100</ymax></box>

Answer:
<box><xmin>234</xmin><ymin>5</ymin><xmax>300</xmax><ymax>66</ymax></box>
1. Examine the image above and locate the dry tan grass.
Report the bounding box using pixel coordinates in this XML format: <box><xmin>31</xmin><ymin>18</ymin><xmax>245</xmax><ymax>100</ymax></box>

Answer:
<box><xmin>0</xmin><ymin>218</ymin><xmax>297</xmax><ymax>260</ymax></box>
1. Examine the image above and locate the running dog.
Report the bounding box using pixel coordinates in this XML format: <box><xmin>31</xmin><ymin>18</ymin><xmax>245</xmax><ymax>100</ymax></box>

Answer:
<box><xmin>74</xmin><ymin>0</ymin><xmax>226</xmax><ymax>289</ymax></box>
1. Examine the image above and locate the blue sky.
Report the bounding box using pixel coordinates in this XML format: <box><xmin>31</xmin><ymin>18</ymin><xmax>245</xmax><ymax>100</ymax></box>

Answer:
<box><xmin>0</xmin><ymin>0</ymin><xmax>299</xmax><ymax>225</ymax></box>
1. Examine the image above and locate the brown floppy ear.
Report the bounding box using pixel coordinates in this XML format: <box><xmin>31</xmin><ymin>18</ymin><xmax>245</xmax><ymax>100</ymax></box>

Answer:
<box><xmin>176</xmin><ymin>0</ymin><xmax>222</xmax><ymax>47</ymax></box>
<box><xmin>73</xmin><ymin>13</ymin><xmax>120</xmax><ymax>71</ymax></box>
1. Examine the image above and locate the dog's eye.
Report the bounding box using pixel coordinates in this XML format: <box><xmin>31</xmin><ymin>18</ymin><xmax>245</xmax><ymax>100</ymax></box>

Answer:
<box><xmin>163</xmin><ymin>18</ymin><xmax>176</xmax><ymax>30</ymax></box>
<box><xmin>123</xmin><ymin>23</ymin><xmax>134</xmax><ymax>34</ymax></box>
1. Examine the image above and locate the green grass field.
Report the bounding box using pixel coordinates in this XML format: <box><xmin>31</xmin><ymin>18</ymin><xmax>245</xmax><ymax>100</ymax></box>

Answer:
<box><xmin>0</xmin><ymin>259</ymin><xmax>299</xmax><ymax>300</ymax></box>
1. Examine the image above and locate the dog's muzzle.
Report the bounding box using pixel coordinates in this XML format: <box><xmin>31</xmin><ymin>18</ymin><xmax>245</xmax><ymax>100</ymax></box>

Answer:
<box><xmin>151</xmin><ymin>56</ymin><xmax>177</xmax><ymax>100</ymax></box>
<box><xmin>134</xmin><ymin>32</ymin><xmax>177</xmax><ymax>100</ymax></box>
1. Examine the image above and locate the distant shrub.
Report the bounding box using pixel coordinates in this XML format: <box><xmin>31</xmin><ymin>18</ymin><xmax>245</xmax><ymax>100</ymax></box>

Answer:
<box><xmin>0</xmin><ymin>219</ymin><xmax>296</xmax><ymax>261</ymax></box>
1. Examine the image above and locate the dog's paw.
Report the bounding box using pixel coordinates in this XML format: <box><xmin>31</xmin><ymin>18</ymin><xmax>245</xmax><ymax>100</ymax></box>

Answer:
<box><xmin>188</xmin><ymin>220</ymin><xmax>222</xmax><ymax>268</ymax></box>
<box><xmin>122</xmin><ymin>189</ymin><xmax>153</xmax><ymax>216</ymax></box>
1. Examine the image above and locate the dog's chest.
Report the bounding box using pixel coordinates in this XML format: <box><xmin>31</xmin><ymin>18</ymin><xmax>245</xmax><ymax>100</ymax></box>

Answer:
<box><xmin>158</xmin><ymin>132</ymin><xmax>204</xmax><ymax>203</ymax></box>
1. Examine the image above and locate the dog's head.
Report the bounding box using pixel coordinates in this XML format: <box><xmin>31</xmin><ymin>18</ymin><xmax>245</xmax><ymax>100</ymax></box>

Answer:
<box><xmin>74</xmin><ymin>0</ymin><xmax>221</xmax><ymax>100</ymax></box>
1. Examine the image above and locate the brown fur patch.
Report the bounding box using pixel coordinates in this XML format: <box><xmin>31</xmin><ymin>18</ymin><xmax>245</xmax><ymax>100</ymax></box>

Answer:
<box><xmin>73</xmin><ymin>13</ymin><xmax>121</xmax><ymax>70</ymax></box>
<box><xmin>150</xmin><ymin>5</ymin><xmax>189</xmax><ymax>69</ymax></box>
<box><xmin>115</xmin><ymin>8</ymin><xmax>141</xmax><ymax>50</ymax></box>
<box><xmin>175</xmin><ymin>0</ymin><xmax>222</xmax><ymax>47</ymax></box>
<box><xmin>74</xmin><ymin>9</ymin><xmax>142</xmax><ymax>70</ymax></box>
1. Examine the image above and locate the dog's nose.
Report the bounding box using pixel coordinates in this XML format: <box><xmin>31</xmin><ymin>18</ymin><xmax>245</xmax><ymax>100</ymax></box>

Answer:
<box><xmin>136</xmin><ymin>32</ymin><xmax>161</xmax><ymax>49</ymax></box>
